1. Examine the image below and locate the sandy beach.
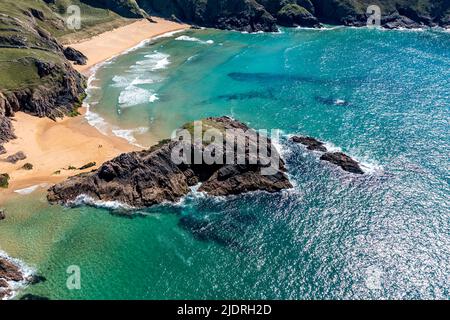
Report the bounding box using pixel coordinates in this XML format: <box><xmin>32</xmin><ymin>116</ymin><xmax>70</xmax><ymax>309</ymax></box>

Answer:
<box><xmin>70</xmin><ymin>18</ymin><xmax>189</xmax><ymax>74</ymax></box>
<box><xmin>0</xmin><ymin>18</ymin><xmax>188</xmax><ymax>202</ymax></box>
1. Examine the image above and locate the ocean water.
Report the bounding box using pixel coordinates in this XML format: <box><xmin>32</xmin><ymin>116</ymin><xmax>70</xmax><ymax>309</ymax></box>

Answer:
<box><xmin>1</xmin><ymin>27</ymin><xmax>449</xmax><ymax>299</ymax></box>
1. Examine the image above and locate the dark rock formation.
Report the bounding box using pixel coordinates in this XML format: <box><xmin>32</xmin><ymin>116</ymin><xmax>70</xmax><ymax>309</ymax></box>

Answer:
<box><xmin>320</xmin><ymin>152</ymin><xmax>364</xmax><ymax>174</ymax></box>
<box><xmin>137</xmin><ymin>0</ymin><xmax>278</xmax><ymax>32</ymax></box>
<box><xmin>0</xmin><ymin>209</ymin><xmax>5</xmax><ymax>220</ymax></box>
<box><xmin>29</xmin><ymin>8</ymin><xmax>45</xmax><ymax>21</ymax></box>
<box><xmin>21</xmin><ymin>163</ymin><xmax>34</xmax><ymax>170</ymax></box>
<box><xmin>0</xmin><ymin>256</ymin><xmax>24</xmax><ymax>300</ymax></box>
<box><xmin>48</xmin><ymin>117</ymin><xmax>292</xmax><ymax>208</ymax></box>
<box><xmin>135</xmin><ymin>0</ymin><xmax>450</xmax><ymax>29</ymax></box>
<box><xmin>291</xmin><ymin>136</ymin><xmax>327</xmax><ymax>152</ymax></box>
<box><xmin>63</xmin><ymin>47</ymin><xmax>88</xmax><ymax>65</ymax></box>
<box><xmin>5</xmin><ymin>151</ymin><xmax>27</xmax><ymax>164</ymax></box>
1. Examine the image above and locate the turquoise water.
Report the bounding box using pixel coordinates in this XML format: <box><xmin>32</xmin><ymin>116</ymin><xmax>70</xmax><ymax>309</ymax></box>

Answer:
<box><xmin>1</xmin><ymin>27</ymin><xmax>449</xmax><ymax>299</ymax></box>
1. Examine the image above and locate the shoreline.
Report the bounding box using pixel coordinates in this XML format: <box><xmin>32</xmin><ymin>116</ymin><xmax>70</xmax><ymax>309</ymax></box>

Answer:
<box><xmin>0</xmin><ymin>18</ymin><xmax>189</xmax><ymax>204</ymax></box>
<box><xmin>70</xmin><ymin>18</ymin><xmax>189</xmax><ymax>75</ymax></box>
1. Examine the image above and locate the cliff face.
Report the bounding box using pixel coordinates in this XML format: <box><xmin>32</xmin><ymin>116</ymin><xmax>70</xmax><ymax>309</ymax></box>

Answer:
<box><xmin>136</xmin><ymin>0</ymin><xmax>450</xmax><ymax>29</ymax></box>
<box><xmin>137</xmin><ymin>0</ymin><xmax>277</xmax><ymax>32</ymax></box>
<box><xmin>48</xmin><ymin>117</ymin><xmax>292</xmax><ymax>208</ymax></box>
<box><xmin>0</xmin><ymin>1</ymin><xmax>86</xmax><ymax>149</ymax></box>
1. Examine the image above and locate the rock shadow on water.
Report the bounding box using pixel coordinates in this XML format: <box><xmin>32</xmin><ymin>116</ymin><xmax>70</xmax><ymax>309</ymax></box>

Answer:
<box><xmin>228</xmin><ymin>72</ymin><xmax>365</xmax><ymax>86</ymax></box>
<box><xmin>178</xmin><ymin>208</ymin><xmax>259</xmax><ymax>250</ymax></box>
<box><xmin>198</xmin><ymin>89</ymin><xmax>276</xmax><ymax>105</ymax></box>
<box><xmin>314</xmin><ymin>96</ymin><xmax>350</xmax><ymax>106</ymax></box>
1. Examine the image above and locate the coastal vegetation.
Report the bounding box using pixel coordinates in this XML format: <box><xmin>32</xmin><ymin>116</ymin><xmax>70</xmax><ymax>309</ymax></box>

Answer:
<box><xmin>0</xmin><ymin>173</ymin><xmax>9</xmax><ymax>188</ymax></box>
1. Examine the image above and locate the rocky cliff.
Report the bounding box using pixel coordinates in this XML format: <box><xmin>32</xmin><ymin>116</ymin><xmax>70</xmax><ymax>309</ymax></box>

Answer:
<box><xmin>136</xmin><ymin>0</ymin><xmax>450</xmax><ymax>29</ymax></box>
<box><xmin>48</xmin><ymin>117</ymin><xmax>293</xmax><ymax>208</ymax></box>
<box><xmin>0</xmin><ymin>1</ymin><xmax>86</xmax><ymax>150</ymax></box>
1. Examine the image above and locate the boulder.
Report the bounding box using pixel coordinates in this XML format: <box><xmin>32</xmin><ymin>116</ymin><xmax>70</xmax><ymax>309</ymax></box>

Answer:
<box><xmin>5</xmin><ymin>151</ymin><xmax>26</xmax><ymax>164</ymax></box>
<box><xmin>320</xmin><ymin>152</ymin><xmax>364</xmax><ymax>174</ymax></box>
<box><xmin>291</xmin><ymin>136</ymin><xmax>327</xmax><ymax>152</ymax></box>
<box><xmin>63</xmin><ymin>47</ymin><xmax>88</xmax><ymax>65</ymax></box>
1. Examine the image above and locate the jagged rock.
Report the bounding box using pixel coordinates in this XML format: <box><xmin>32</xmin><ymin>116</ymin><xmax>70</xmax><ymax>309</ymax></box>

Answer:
<box><xmin>0</xmin><ymin>254</ymin><xmax>37</xmax><ymax>300</ymax></box>
<box><xmin>383</xmin><ymin>14</ymin><xmax>422</xmax><ymax>29</ymax></box>
<box><xmin>277</xmin><ymin>4</ymin><xmax>320</xmax><ymax>27</ymax></box>
<box><xmin>320</xmin><ymin>152</ymin><xmax>364</xmax><ymax>174</ymax></box>
<box><xmin>63</xmin><ymin>47</ymin><xmax>88</xmax><ymax>66</ymax></box>
<box><xmin>0</xmin><ymin>145</ymin><xmax>6</xmax><ymax>155</ymax></box>
<box><xmin>138</xmin><ymin>0</ymin><xmax>278</xmax><ymax>32</ymax></box>
<box><xmin>48</xmin><ymin>117</ymin><xmax>292</xmax><ymax>208</ymax></box>
<box><xmin>5</xmin><ymin>151</ymin><xmax>26</xmax><ymax>164</ymax></box>
<box><xmin>291</xmin><ymin>136</ymin><xmax>327</xmax><ymax>152</ymax></box>
<box><xmin>0</xmin><ymin>35</ymin><xmax>27</xmax><ymax>47</ymax></box>
<box><xmin>29</xmin><ymin>8</ymin><xmax>45</xmax><ymax>21</ymax></box>
<box><xmin>0</xmin><ymin>256</ymin><xmax>24</xmax><ymax>299</ymax></box>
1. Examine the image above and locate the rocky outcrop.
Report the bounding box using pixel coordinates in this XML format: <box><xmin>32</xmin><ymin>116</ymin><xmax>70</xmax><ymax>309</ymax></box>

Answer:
<box><xmin>48</xmin><ymin>117</ymin><xmax>292</xmax><ymax>208</ymax></box>
<box><xmin>0</xmin><ymin>7</ymin><xmax>86</xmax><ymax>151</ymax></box>
<box><xmin>291</xmin><ymin>136</ymin><xmax>327</xmax><ymax>152</ymax></box>
<box><xmin>0</xmin><ymin>209</ymin><xmax>5</xmax><ymax>220</ymax></box>
<box><xmin>137</xmin><ymin>0</ymin><xmax>278</xmax><ymax>32</ymax></box>
<box><xmin>134</xmin><ymin>0</ymin><xmax>449</xmax><ymax>29</ymax></box>
<box><xmin>291</xmin><ymin>135</ymin><xmax>364</xmax><ymax>174</ymax></box>
<box><xmin>0</xmin><ymin>254</ymin><xmax>29</xmax><ymax>300</ymax></box>
<box><xmin>320</xmin><ymin>152</ymin><xmax>364</xmax><ymax>174</ymax></box>
<box><xmin>63</xmin><ymin>47</ymin><xmax>88</xmax><ymax>65</ymax></box>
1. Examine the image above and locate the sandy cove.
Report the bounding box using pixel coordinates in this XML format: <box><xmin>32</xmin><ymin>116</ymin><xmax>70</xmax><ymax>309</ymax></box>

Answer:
<box><xmin>0</xmin><ymin>18</ymin><xmax>189</xmax><ymax>203</ymax></box>
<box><xmin>70</xmin><ymin>18</ymin><xmax>189</xmax><ymax>74</ymax></box>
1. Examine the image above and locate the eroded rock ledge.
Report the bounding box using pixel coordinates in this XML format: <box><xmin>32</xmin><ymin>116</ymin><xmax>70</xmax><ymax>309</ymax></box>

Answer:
<box><xmin>48</xmin><ymin>117</ymin><xmax>293</xmax><ymax>208</ymax></box>
<box><xmin>0</xmin><ymin>253</ymin><xmax>40</xmax><ymax>300</ymax></box>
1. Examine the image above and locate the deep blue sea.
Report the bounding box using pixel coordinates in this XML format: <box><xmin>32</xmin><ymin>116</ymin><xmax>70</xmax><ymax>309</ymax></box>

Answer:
<box><xmin>1</xmin><ymin>26</ymin><xmax>449</xmax><ymax>299</ymax></box>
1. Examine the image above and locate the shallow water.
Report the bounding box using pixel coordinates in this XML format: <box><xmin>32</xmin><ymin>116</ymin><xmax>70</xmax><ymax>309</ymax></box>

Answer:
<box><xmin>1</xmin><ymin>27</ymin><xmax>449</xmax><ymax>299</ymax></box>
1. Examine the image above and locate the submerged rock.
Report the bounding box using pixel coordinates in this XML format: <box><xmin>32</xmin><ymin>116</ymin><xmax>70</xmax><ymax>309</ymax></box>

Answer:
<box><xmin>291</xmin><ymin>136</ymin><xmax>327</xmax><ymax>152</ymax></box>
<box><xmin>48</xmin><ymin>117</ymin><xmax>292</xmax><ymax>208</ymax></box>
<box><xmin>320</xmin><ymin>152</ymin><xmax>364</xmax><ymax>174</ymax></box>
<box><xmin>0</xmin><ymin>209</ymin><xmax>5</xmax><ymax>220</ymax></box>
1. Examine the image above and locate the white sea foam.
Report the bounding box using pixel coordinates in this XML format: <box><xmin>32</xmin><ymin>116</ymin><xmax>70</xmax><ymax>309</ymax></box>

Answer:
<box><xmin>175</xmin><ymin>35</ymin><xmax>214</xmax><ymax>44</ymax></box>
<box><xmin>118</xmin><ymin>85</ymin><xmax>157</xmax><ymax>108</ymax></box>
<box><xmin>14</xmin><ymin>183</ymin><xmax>49</xmax><ymax>195</ymax></box>
<box><xmin>84</xmin><ymin>106</ymin><xmax>110</xmax><ymax>135</ymax></box>
<box><xmin>134</xmin><ymin>51</ymin><xmax>171</xmax><ymax>71</ymax></box>
<box><xmin>70</xmin><ymin>194</ymin><xmax>135</xmax><ymax>210</ymax></box>
<box><xmin>112</xmin><ymin>127</ymin><xmax>149</xmax><ymax>147</ymax></box>
<box><xmin>0</xmin><ymin>250</ymin><xmax>35</xmax><ymax>300</ymax></box>
<box><xmin>334</xmin><ymin>99</ymin><xmax>347</xmax><ymax>106</ymax></box>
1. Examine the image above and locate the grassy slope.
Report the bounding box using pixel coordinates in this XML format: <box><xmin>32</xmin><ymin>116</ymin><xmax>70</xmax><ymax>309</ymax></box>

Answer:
<box><xmin>0</xmin><ymin>0</ymin><xmax>137</xmax><ymax>92</ymax></box>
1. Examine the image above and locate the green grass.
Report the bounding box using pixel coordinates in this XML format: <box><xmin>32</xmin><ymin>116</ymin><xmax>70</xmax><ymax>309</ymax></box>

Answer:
<box><xmin>0</xmin><ymin>173</ymin><xmax>10</xmax><ymax>188</ymax></box>
<box><xmin>0</xmin><ymin>0</ymin><xmax>137</xmax><ymax>93</ymax></box>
